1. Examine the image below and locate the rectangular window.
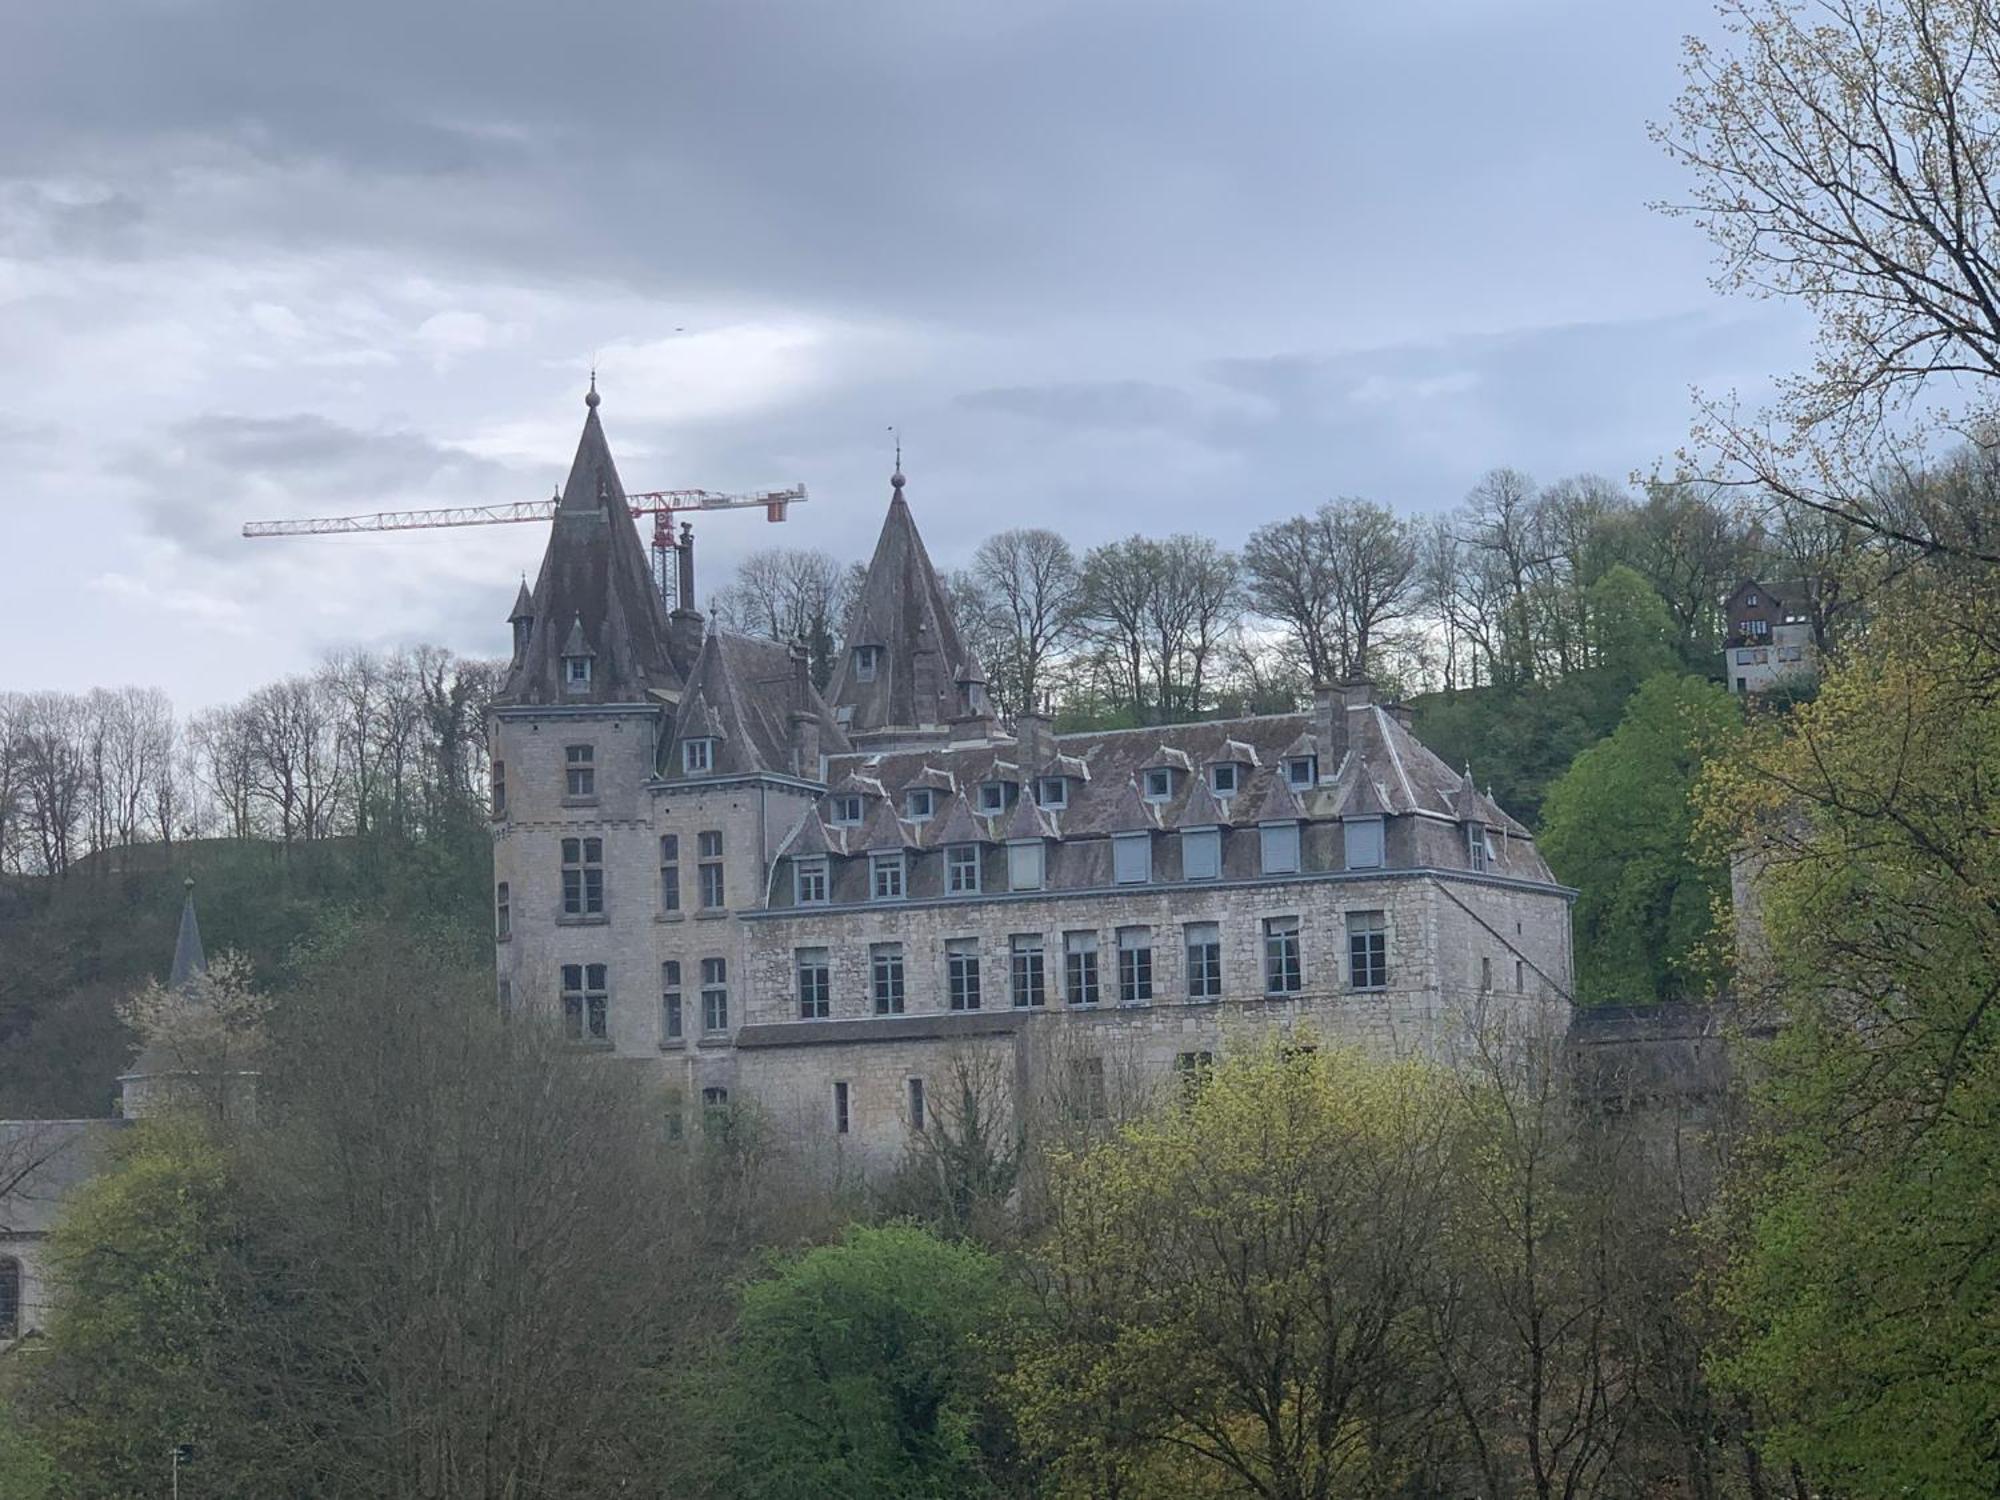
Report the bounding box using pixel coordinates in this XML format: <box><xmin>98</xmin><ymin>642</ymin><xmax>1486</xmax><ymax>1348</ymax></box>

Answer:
<box><xmin>561</xmin><ymin>836</ymin><xmax>605</xmax><ymax>916</ymax></box>
<box><xmin>702</xmin><ymin>1085</ymin><xmax>729</xmax><ymax>1113</ymax></box>
<box><xmin>1210</xmin><ymin>763</ymin><xmax>1239</xmax><ymax>796</ymax></box>
<box><xmin>1185</xmin><ymin>921</ymin><xmax>1222</xmax><ymax>1000</ymax></box>
<box><xmin>1144</xmin><ymin>768</ymin><xmax>1173</xmax><ymax>801</ymax></box>
<box><xmin>871</xmin><ymin>943</ymin><xmax>906</xmax><ymax>1015</ymax></box>
<box><xmin>495</xmin><ymin>881</ymin><xmax>511</xmax><ymax>940</ymax></box>
<box><xmin>682</xmin><ymin>737</ymin><xmax>713</xmax><ymax>775</ymax></box>
<box><xmin>797</xmin><ymin>947</ymin><xmax>831</xmax><ymax>1019</ymax></box>
<box><xmin>854</xmin><ymin>644</ymin><xmax>881</xmax><ymax>682</ymax></box>
<box><xmin>699</xmin><ymin>830</ymin><xmax>725</xmax><ymax>908</ymax></box>
<box><xmin>946</xmin><ymin>844</ymin><xmax>981</xmax><ymax>894</ymax></box>
<box><xmin>1286</xmin><ymin>756</ymin><xmax>1316</xmax><ymax>788</ymax></box>
<box><xmin>564</xmin><ymin>743</ymin><xmax>595</xmax><ymax>798</ymax></box>
<box><xmin>905</xmin><ymin>788</ymin><xmax>936</xmax><ymax>821</ymax></box>
<box><xmin>1516</xmin><ymin>958</ymin><xmax>1526</xmax><ymax>993</ymax></box>
<box><xmin>560</xmin><ymin>962</ymin><xmax>608</xmax><ymax>1041</ymax></box>
<box><xmin>1175</xmin><ymin>1050</ymin><xmax>1215</xmax><ymax>1102</ymax></box>
<box><xmin>1007</xmin><ymin>840</ymin><xmax>1045</xmax><ymax>891</ymax></box>
<box><xmin>871</xmin><ymin>852</ymin><xmax>906</xmax><ymax>901</ymax></box>
<box><xmin>1010</xmin><ymin>933</ymin><xmax>1047</xmax><ymax>1008</ymax></box>
<box><xmin>1113</xmin><ymin>832</ymin><xmax>1152</xmax><ymax>885</ymax></box>
<box><xmin>1347</xmin><ymin>911</ymin><xmax>1388</xmax><ymax>991</ymax></box>
<box><xmin>1064</xmin><ymin>930</ymin><xmax>1100</xmax><ymax>1006</ymax></box>
<box><xmin>491</xmin><ymin>760</ymin><xmax>507</xmax><ymax>817</ymax></box>
<box><xmin>659</xmin><ymin>835</ymin><xmax>681</xmax><ymax>912</ymax></box>
<box><xmin>1343</xmin><ymin>817</ymin><xmax>1384</xmax><ymax>870</ymax></box>
<box><xmin>661</xmin><ymin>961</ymin><xmax>683</xmax><ymax>1042</ymax></box>
<box><xmin>907</xmin><ymin>1076</ymin><xmax>926</xmax><ymax>1131</ymax></box>
<box><xmin>978</xmin><ymin>781</ymin><xmax>1007</xmax><ymax>813</ymax></box>
<box><xmin>1117</xmin><ymin>926</ymin><xmax>1153</xmax><ymax>1004</ymax></box>
<box><xmin>1467</xmin><ymin>825</ymin><xmax>1488</xmax><ymax>873</ymax></box>
<box><xmin>566</xmin><ymin>655</ymin><xmax>592</xmax><ymax>687</ymax></box>
<box><xmin>833</xmin><ymin>1080</ymin><xmax>850</xmax><ymax>1135</ymax></box>
<box><xmin>1480</xmin><ymin>955</ymin><xmax>1493</xmax><ymax>991</ymax></box>
<box><xmin>947</xmin><ymin>939</ymin><xmax>982</xmax><ymax>1011</ymax></box>
<box><xmin>831</xmin><ymin>795</ymin><xmax>864</xmax><ymax>826</ymax></box>
<box><xmin>794</xmin><ymin>855</ymin><xmax>829</xmax><ymax>905</ymax></box>
<box><xmin>1260</xmin><ymin>822</ymin><xmax>1301</xmax><ymax>875</ymax></box>
<box><xmin>1264</xmin><ymin>915</ymin><xmax>1303</xmax><ymax>994</ymax></box>
<box><xmin>700</xmin><ymin>956</ymin><xmax>729</xmax><ymax>1032</ymax></box>
<box><xmin>1069</xmin><ymin>1055</ymin><xmax>1108</xmax><ymax>1120</ymax></box>
<box><xmin>1182</xmin><ymin>827</ymin><xmax>1221</xmax><ymax>881</ymax></box>
<box><xmin>1036</xmin><ymin>776</ymin><xmax>1068</xmax><ymax>809</ymax></box>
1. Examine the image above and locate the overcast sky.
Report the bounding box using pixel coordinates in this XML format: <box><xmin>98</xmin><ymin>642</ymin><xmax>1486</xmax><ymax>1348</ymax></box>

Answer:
<box><xmin>0</xmin><ymin>0</ymin><xmax>1798</xmax><ymax>709</ymax></box>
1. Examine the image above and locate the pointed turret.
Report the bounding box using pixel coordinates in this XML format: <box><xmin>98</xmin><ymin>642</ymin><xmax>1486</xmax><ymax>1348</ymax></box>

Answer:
<box><xmin>827</xmin><ymin>470</ymin><xmax>990</xmax><ymax>747</ymax></box>
<box><xmin>168</xmin><ymin>877</ymin><xmax>207</xmax><ymax>991</ymax></box>
<box><xmin>496</xmin><ymin>387</ymin><xmax>691</xmax><ymax>706</ymax></box>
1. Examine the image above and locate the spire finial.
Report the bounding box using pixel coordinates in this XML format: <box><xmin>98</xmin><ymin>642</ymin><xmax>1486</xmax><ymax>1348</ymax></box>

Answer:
<box><xmin>585</xmin><ymin>368</ymin><xmax>600</xmax><ymax>409</ymax></box>
<box><xmin>889</xmin><ymin>425</ymin><xmax>904</xmax><ymax>492</ymax></box>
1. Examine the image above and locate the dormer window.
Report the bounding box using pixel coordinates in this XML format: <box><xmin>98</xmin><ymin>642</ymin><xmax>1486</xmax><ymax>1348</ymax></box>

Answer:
<box><xmin>853</xmin><ymin>644</ymin><xmax>882</xmax><ymax>683</ymax></box>
<box><xmin>1467</xmin><ymin>825</ymin><xmax>1496</xmax><ymax>873</ymax></box>
<box><xmin>978</xmin><ymin>781</ymin><xmax>1008</xmax><ymax>814</ymax></box>
<box><xmin>1144</xmin><ymin>768</ymin><xmax>1174</xmax><ymax>802</ymax></box>
<box><xmin>905</xmin><ymin>788</ymin><xmax>936</xmax><ymax>822</ymax></box>
<box><xmin>1210</xmin><ymin>763</ymin><xmax>1240</xmax><ymax>797</ymax></box>
<box><xmin>682</xmin><ymin>737</ymin><xmax>715</xmax><ymax>775</ymax></box>
<box><xmin>564</xmin><ymin>655</ymin><xmax>592</xmax><ymax>689</ymax></box>
<box><xmin>1746</xmin><ymin>591</ymin><xmax>1758</xmax><ymax>606</ymax></box>
<box><xmin>1036</xmin><ymin>776</ymin><xmax>1068</xmax><ymax>810</ymax></box>
<box><xmin>1286</xmin><ymin>756</ymin><xmax>1317</xmax><ymax>789</ymax></box>
<box><xmin>831</xmin><ymin>795</ymin><xmax>864</xmax><ymax>826</ymax></box>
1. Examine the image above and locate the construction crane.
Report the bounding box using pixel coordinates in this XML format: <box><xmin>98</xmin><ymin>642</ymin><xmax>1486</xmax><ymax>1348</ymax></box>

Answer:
<box><xmin>242</xmin><ymin>484</ymin><xmax>807</xmax><ymax>610</ymax></box>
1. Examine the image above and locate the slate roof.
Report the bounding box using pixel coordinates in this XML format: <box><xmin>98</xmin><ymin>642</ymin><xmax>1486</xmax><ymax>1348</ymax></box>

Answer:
<box><xmin>126</xmin><ymin>880</ymin><xmax>208</xmax><ymax>1083</ymax></box>
<box><xmin>659</xmin><ymin>631</ymin><xmax>850</xmax><ymax>780</ymax></box>
<box><xmin>824</xmin><ymin>473</ymin><xmax>988</xmax><ymax>739</ymax></box>
<box><xmin>771</xmin><ymin>702</ymin><xmax>1550</xmax><ymax>884</ymax></box>
<box><xmin>497</xmin><ymin>391</ymin><xmax>693</xmax><ymax>707</ymax></box>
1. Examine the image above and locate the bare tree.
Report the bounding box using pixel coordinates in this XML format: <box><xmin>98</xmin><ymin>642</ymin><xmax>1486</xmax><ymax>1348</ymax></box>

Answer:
<box><xmin>969</xmin><ymin>528</ymin><xmax>1083</xmax><ymax>716</ymax></box>
<box><xmin>713</xmin><ymin>546</ymin><xmax>850</xmax><ymax>688</ymax></box>
<box><xmin>1326</xmin><ymin>498</ymin><xmax>1420</xmax><ymax>678</ymax></box>
<box><xmin>1243</xmin><ymin>513</ymin><xmax>1346</xmax><ymax>682</ymax></box>
<box><xmin>1658</xmin><ymin>0</ymin><xmax>2000</xmax><ymax>565</ymax></box>
<box><xmin>17</xmin><ymin>692</ymin><xmax>89</xmax><ymax>875</ymax></box>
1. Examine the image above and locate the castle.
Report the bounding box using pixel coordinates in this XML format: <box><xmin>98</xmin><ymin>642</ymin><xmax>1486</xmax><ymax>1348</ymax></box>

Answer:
<box><xmin>489</xmin><ymin>391</ymin><xmax>1576</xmax><ymax>1167</ymax></box>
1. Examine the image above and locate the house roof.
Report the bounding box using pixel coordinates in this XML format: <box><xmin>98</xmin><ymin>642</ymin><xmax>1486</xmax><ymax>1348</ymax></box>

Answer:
<box><xmin>659</xmin><ymin>631</ymin><xmax>850</xmax><ymax>781</ymax></box>
<box><xmin>771</xmin><ymin>701</ymin><xmax>1547</xmax><ymax>879</ymax></box>
<box><xmin>824</xmin><ymin>472</ymin><xmax>988</xmax><ymax>738</ymax></box>
<box><xmin>496</xmin><ymin>391</ymin><xmax>694</xmax><ymax>706</ymax></box>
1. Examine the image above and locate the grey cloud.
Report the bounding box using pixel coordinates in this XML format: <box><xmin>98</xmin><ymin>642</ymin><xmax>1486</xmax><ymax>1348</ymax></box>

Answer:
<box><xmin>123</xmin><ymin>413</ymin><xmax>527</xmax><ymax>559</ymax></box>
<box><xmin>957</xmin><ymin>381</ymin><xmax>1200</xmax><ymax>431</ymax></box>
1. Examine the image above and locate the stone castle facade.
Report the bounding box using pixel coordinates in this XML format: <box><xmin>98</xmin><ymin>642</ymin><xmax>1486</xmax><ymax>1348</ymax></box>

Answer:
<box><xmin>490</xmin><ymin>393</ymin><xmax>1575</xmax><ymax>1170</ymax></box>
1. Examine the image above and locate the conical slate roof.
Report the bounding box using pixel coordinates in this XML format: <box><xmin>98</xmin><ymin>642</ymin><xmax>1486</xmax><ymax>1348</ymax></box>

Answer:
<box><xmin>661</xmin><ymin>632</ymin><xmax>850</xmax><ymax>780</ymax></box>
<box><xmin>168</xmin><ymin>879</ymin><xmax>207</xmax><ymax>990</ymax></box>
<box><xmin>124</xmin><ymin>879</ymin><xmax>208</xmax><ymax>1083</ymax></box>
<box><xmin>826</xmin><ymin>472</ymin><xmax>986</xmax><ymax>739</ymax></box>
<box><xmin>497</xmin><ymin>390</ymin><xmax>692</xmax><ymax>706</ymax></box>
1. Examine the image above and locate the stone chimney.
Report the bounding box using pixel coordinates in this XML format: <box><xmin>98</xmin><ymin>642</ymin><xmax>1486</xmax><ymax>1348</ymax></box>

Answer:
<box><xmin>1313</xmin><ymin>682</ymin><xmax>1347</xmax><ymax>778</ymax></box>
<box><xmin>1015</xmin><ymin>706</ymin><xmax>1055</xmax><ymax>768</ymax></box>
<box><xmin>788</xmin><ymin>638</ymin><xmax>821</xmax><ymax>779</ymax></box>
<box><xmin>1385</xmin><ymin>701</ymin><xmax>1414</xmax><ymax>731</ymax></box>
<box><xmin>668</xmin><ymin>521</ymin><xmax>705</xmax><ymax>666</ymax></box>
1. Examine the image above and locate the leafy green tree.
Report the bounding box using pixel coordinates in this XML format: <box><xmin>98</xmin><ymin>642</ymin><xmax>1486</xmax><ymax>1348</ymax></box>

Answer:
<box><xmin>1540</xmin><ymin>672</ymin><xmax>1740</xmax><ymax>1004</ymax></box>
<box><xmin>1014</xmin><ymin>1039</ymin><xmax>1461</xmax><ymax>1500</ymax></box>
<box><xmin>1702</xmin><ymin>576</ymin><xmax>2000</xmax><ymax>1496</ymax></box>
<box><xmin>21</xmin><ymin>1118</ymin><xmax>242</xmax><ymax>1499</ymax></box>
<box><xmin>721</xmin><ymin>1224</ymin><xmax>1020</xmax><ymax>1500</ymax></box>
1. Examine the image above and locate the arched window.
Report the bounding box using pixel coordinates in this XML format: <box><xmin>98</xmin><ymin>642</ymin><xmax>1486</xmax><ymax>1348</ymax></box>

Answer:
<box><xmin>0</xmin><ymin>1256</ymin><xmax>20</xmax><ymax>1340</ymax></box>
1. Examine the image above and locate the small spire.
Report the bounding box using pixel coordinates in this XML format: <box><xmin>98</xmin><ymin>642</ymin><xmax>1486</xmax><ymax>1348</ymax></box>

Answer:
<box><xmin>169</xmin><ymin>879</ymin><xmax>208</xmax><ymax>991</ymax></box>
<box><xmin>585</xmin><ymin>368</ymin><xmax>600</xmax><ymax>410</ymax></box>
<box><xmin>889</xmin><ymin>425</ymin><xmax>905</xmax><ymax>492</ymax></box>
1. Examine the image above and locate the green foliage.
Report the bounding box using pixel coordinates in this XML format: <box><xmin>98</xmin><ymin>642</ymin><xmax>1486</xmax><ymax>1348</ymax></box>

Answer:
<box><xmin>1702</xmin><ymin>578</ymin><xmax>2000</xmax><ymax>1496</ymax></box>
<box><xmin>22</xmin><ymin>1119</ymin><xmax>241</xmax><ymax>1500</ymax></box>
<box><xmin>721</xmin><ymin>1224</ymin><xmax>1020</xmax><ymax>1500</ymax></box>
<box><xmin>0</xmin><ymin>1403</ymin><xmax>58</xmax><ymax>1500</ymax></box>
<box><xmin>1014</xmin><ymin>1038</ymin><xmax>1459</xmax><ymax>1499</ymax></box>
<box><xmin>1540</xmin><ymin>672</ymin><xmax>1740</xmax><ymax>1004</ymax></box>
